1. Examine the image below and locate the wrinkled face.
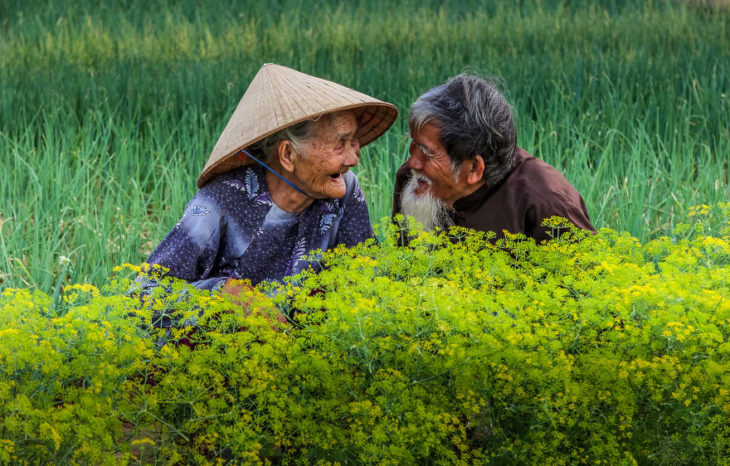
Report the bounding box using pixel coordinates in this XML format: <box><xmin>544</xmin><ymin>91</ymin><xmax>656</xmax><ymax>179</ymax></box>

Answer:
<box><xmin>406</xmin><ymin>122</ymin><xmax>466</xmax><ymax>207</ymax></box>
<box><xmin>293</xmin><ymin>112</ymin><xmax>360</xmax><ymax>199</ymax></box>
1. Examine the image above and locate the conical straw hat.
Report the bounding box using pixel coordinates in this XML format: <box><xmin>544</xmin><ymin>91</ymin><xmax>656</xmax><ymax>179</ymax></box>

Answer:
<box><xmin>197</xmin><ymin>63</ymin><xmax>398</xmax><ymax>187</ymax></box>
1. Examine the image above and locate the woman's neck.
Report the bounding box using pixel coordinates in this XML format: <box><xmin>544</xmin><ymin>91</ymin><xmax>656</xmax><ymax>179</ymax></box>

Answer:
<box><xmin>266</xmin><ymin>170</ymin><xmax>313</xmax><ymax>213</ymax></box>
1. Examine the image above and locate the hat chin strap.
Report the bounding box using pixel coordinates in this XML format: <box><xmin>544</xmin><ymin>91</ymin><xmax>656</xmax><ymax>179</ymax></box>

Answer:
<box><xmin>238</xmin><ymin>148</ymin><xmax>311</xmax><ymax>198</ymax></box>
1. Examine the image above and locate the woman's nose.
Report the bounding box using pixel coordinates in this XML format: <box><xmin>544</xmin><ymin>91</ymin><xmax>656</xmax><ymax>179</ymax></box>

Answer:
<box><xmin>345</xmin><ymin>145</ymin><xmax>360</xmax><ymax>166</ymax></box>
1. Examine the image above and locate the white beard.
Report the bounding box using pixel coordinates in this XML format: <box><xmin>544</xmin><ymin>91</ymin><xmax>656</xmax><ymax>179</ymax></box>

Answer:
<box><xmin>399</xmin><ymin>171</ymin><xmax>454</xmax><ymax>232</ymax></box>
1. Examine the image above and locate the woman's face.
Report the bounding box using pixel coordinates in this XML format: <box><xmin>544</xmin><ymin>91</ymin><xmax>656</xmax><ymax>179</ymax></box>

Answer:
<box><xmin>292</xmin><ymin>112</ymin><xmax>360</xmax><ymax>199</ymax></box>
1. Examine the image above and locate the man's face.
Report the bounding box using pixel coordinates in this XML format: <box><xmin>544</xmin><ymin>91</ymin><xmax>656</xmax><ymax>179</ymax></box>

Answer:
<box><xmin>406</xmin><ymin>122</ymin><xmax>466</xmax><ymax>207</ymax></box>
<box><xmin>293</xmin><ymin>112</ymin><xmax>360</xmax><ymax>199</ymax></box>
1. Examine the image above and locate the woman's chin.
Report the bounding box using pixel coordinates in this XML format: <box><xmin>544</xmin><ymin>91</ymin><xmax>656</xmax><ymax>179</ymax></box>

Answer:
<box><xmin>317</xmin><ymin>177</ymin><xmax>347</xmax><ymax>199</ymax></box>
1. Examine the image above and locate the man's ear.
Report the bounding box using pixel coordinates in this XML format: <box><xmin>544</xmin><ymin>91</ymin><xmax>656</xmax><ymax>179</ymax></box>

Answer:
<box><xmin>277</xmin><ymin>141</ymin><xmax>297</xmax><ymax>173</ymax></box>
<box><xmin>467</xmin><ymin>155</ymin><xmax>485</xmax><ymax>184</ymax></box>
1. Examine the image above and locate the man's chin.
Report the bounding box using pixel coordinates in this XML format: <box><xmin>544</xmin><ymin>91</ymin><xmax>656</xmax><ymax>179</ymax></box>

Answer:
<box><xmin>412</xmin><ymin>182</ymin><xmax>431</xmax><ymax>198</ymax></box>
<box><xmin>400</xmin><ymin>176</ymin><xmax>452</xmax><ymax>232</ymax></box>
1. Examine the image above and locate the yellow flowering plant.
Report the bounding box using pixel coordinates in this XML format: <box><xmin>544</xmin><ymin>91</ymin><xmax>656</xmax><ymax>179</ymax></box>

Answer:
<box><xmin>0</xmin><ymin>203</ymin><xmax>729</xmax><ymax>463</ymax></box>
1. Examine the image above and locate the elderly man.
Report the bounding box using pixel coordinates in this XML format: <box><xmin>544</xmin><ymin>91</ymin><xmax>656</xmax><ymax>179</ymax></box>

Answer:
<box><xmin>147</xmin><ymin>64</ymin><xmax>397</xmax><ymax>289</ymax></box>
<box><xmin>392</xmin><ymin>73</ymin><xmax>595</xmax><ymax>242</ymax></box>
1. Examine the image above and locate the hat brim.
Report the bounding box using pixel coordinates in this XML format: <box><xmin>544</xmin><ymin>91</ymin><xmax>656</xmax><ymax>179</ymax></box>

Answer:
<box><xmin>196</xmin><ymin>64</ymin><xmax>399</xmax><ymax>188</ymax></box>
<box><xmin>197</xmin><ymin>101</ymin><xmax>397</xmax><ymax>188</ymax></box>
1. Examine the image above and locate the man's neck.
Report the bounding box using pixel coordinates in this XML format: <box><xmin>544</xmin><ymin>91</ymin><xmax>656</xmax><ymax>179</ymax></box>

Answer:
<box><xmin>446</xmin><ymin>180</ymin><xmax>485</xmax><ymax>208</ymax></box>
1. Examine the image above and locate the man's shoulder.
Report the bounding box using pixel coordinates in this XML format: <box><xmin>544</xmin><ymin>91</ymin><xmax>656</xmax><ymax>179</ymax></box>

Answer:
<box><xmin>509</xmin><ymin>147</ymin><xmax>575</xmax><ymax>192</ymax></box>
<box><xmin>511</xmin><ymin>148</ymin><xmax>592</xmax><ymax>221</ymax></box>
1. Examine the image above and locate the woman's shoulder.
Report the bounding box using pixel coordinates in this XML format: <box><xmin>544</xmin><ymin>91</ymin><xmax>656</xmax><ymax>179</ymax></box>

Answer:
<box><xmin>199</xmin><ymin>165</ymin><xmax>267</xmax><ymax>201</ymax></box>
<box><xmin>340</xmin><ymin>171</ymin><xmax>365</xmax><ymax>203</ymax></box>
<box><xmin>343</xmin><ymin>170</ymin><xmax>362</xmax><ymax>192</ymax></box>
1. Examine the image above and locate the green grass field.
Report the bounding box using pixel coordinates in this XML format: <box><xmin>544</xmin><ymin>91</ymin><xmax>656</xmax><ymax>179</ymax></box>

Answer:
<box><xmin>1</xmin><ymin>0</ymin><xmax>728</xmax><ymax>291</ymax></box>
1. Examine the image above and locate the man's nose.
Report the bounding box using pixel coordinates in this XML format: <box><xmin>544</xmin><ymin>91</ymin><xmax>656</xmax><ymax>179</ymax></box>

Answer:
<box><xmin>407</xmin><ymin>144</ymin><xmax>423</xmax><ymax>170</ymax></box>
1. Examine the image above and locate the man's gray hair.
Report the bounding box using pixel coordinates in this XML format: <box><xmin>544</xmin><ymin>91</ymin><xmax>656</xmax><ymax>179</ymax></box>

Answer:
<box><xmin>409</xmin><ymin>73</ymin><xmax>516</xmax><ymax>188</ymax></box>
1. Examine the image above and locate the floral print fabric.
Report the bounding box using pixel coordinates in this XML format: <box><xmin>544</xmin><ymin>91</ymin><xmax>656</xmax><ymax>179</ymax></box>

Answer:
<box><xmin>146</xmin><ymin>165</ymin><xmax>374</xmax><ymax>289</ymax></box>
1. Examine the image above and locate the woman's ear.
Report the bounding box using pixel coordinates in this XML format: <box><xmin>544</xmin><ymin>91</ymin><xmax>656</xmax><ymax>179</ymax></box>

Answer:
<box><xmin>277</xmin><ymin>141</ymin><xmax>297</xmax><ymax>173</ymax></box>
<box><xmin>467</xmin><ymin>155</ymin><xmax>485</xmax><ymax>185</ymax></box>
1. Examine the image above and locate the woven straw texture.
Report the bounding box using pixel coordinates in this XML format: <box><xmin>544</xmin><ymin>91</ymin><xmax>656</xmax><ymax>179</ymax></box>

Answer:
<box><xmin>198</xmin><ymin>64</ymin><xmax>398</xmax><ymax>187</ymax></box>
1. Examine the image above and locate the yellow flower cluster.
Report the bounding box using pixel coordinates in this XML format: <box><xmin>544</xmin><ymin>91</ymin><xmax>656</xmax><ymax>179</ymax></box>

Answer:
<box><xmin>0</xmin><ymin>203</ymin><xmax>728</xmax><ymax>463</ymax></box>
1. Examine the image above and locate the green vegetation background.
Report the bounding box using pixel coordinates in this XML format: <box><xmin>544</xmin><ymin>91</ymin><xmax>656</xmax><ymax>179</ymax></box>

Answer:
<box><xmin>1</xmin><ymin>0</ymin><xmax>729</xmax><ymax>291</ymax></box>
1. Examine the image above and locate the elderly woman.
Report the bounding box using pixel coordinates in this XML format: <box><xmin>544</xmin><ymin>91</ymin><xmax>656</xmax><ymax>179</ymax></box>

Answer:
<box><xmin>146</xmin><ymin>64</ymin><xmax>397</xmax><ymax>289</ymax></box>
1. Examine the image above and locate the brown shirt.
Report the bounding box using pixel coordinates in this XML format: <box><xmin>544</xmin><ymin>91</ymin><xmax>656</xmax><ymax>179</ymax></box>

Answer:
<box><xmin>392</xmin><ymin>147</ymin><xmax>596</xmax><ymax>243</ymax></box>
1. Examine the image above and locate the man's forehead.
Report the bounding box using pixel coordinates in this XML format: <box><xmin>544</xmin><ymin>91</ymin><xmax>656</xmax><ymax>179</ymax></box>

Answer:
<box><xmin>411</xmin><ymin>122</ymin><xmax>444</xmax><ymax>147</ymax></box>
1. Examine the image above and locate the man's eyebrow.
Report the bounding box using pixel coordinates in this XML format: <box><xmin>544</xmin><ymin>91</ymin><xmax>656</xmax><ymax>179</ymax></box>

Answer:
<box><xmin>418</xmin><ymin>142</ymin><xmax>434</xmax><ymax>154</ymax></box>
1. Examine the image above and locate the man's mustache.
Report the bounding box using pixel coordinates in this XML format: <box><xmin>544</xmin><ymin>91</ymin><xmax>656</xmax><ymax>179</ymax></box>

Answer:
<box><xmin>410</xmin><ymin>170</ymin><xmax>432</xmax><ymax>186</ymax></box>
